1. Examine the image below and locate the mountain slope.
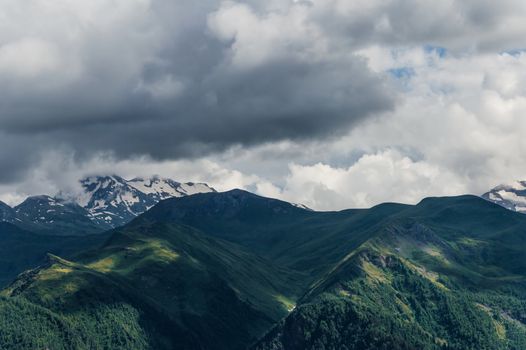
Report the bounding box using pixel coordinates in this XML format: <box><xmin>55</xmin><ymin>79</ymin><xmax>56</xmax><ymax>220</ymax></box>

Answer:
<box><xmin>483</xmin><ymin>181</ymin><xmax>526</xmax><ymax>213</ymax></box>
<box><xmin>0</xmin><ymin>222</ymin><xmax>110</xmax><ymax>287</ymax></box>
<box><xmin>1</xmin><ymin>220</ymin><xmax>303</xmax><ymax>350</ymax></box>
<box><xmin>12</xmin><ymin>195</ymin><xmax>111</xmax><ymax>235</ymax></box>
<box><xmin>76</xmin><ymin>175</ymin><xmax>215</xmax><ymax>227</ymax></box>
<box><xmin>255</xmin><ymin>196</ymin><xmax>526</xmax><ymax>350</ymax></box>
<box><xmin>139</xmin><ymin>189</ymin><xmax>411</xmax><ymax>278</ymax></box>
<box><xmin>2</xmin><ymin>191</ymin><xmax>526</xmax><ymax>349</ymax></box>
<box><xmin>0</xmin><ymin>201</ymin><xmax>15</xmax><ymax>222</ymax></box>
<box><xmin>0</xmin><ymin>294</ymin><xmax>151</xmax><ymax>350</ymax></box>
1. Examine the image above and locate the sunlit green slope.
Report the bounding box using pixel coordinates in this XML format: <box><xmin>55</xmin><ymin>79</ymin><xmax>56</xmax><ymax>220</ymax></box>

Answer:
<box><xmin>1</xmin><ymin>221</ymin><xmax>302</xmax><ymax>350</ymax></box>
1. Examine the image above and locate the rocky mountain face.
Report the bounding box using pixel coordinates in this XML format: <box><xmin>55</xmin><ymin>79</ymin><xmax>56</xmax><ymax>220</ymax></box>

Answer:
<box><xmin>482</xmin><ymin>180</ymin><xmax>526</xmax><ymax>213</ymax></box>
<box><xmin>0</xmin><ymin>175</ymin><xmax>216</xmax><ymax>234</ymax></box>
<box><xmin>75</xmin><ymin>175</ymin><xmax>216</xmax><ymax>227</ymax></box>
<box><xmin>13</xmin><ymin>195</ymin><xmax>109</xmax><ymax>235</ymax></box>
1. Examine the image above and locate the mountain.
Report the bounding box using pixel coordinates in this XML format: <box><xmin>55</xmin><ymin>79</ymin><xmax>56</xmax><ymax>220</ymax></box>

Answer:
<box><xmin>0</xmin><ymin>222</ymin><xmax>110</xmax><ymax>287</ymax></box>
<box><xmin>0</xmin><ymin>201</ymin><xmax>15</xmax><ymax>222</ymax></box>
<box><xmin>0</xmin><ymin>175</ymin><xmax>216</xmax><ymax>235</ymax></box>
<box><xmin>139</xmin><ymin>189</ymin><xmax>410</xmax><ymax>275</ymax></box>
<box><xmin>0</xmin><ymin>196</ymin><xmax>112</xmax><ymax>287</ymax></box>
<box><xmin>255</xmin><ymin>196</ymin><xmax>526</xmax><ymax>349</ymax></box>
<box><xmin>1</xmin><ymin>191</ymin><xmax>526</xmax><ymax>349</ymax></box>
<box><xmin>0</xmin><ymin>196</ymin><xmax>111</xmax><ymax>286</ymax></box>
<box><xmin>1</xmin><ymin>221</ymin><xmax>302</xmax><ymax>350</ymax></box>
<box><xmin>75</xmin><ymin>175</ymin><xmax>216</xmax><ymax>227</ymax></box>
<box><xmin>0</xmin><ymin>176</ymin><xmax>215</xmax><ymax>287</ymax></box>
<box><xmin>482</xmin><ymin>180</ymin><xmax>526</xmax><ymax>213</ymax></box>
<box><xmin>12</xmin><ymin>195</ymin><xmax>111</xmax><ymax>236</ymax></box>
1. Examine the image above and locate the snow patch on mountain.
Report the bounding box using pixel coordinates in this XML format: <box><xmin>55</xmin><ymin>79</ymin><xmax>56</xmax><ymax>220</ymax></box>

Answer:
<box><xmin>0</xmin><ymin>175</ymin><xmax>216</xmax><ymax>232</ymax></box>
<box><xmin>482</xmin><ymin>180</ymin><xmax>526</xmax><ymax>213</ymax></box>
<box><xmin>76</xmin><ymin>175</ymin><xmax>215</xmax><ymax>227</ymax></box>
<box><xmin>292</xmin><ymin>202</ymin><xmax>313</xmax><ymax>211</ymax></box>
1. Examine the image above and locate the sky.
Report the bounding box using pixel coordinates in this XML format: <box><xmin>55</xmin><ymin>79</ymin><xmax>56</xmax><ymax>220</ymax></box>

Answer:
<box><xmin>1</xmin><ymin>0</ymin><xmax>526</xmax><ymax>210</ymax></box>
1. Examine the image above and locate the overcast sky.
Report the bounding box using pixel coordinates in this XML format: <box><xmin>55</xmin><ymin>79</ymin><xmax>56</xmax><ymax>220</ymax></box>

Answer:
<box><xmin>1</xmin><ymin>0</ymin><xmax>526</xmax><ymax>209</ymax></box>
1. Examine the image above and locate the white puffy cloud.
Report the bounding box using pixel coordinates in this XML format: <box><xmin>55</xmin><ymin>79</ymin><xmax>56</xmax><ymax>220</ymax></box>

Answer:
<box><xmin>259</xmin><ymin>150</ymin><xmax>466</xmax><ymax>210</ymax></box>
<box><xmin>349</xmin><ymin>48</ymin><xmax>526</xmax><ymax>192</ymax></box>
<box><xmin>220</xmin><ymin>47</ymin><xmax>526</xmax><ymax>210</ymax></box>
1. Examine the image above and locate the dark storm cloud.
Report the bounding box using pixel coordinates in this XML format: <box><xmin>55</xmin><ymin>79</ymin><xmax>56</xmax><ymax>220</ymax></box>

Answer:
<box><xmin>40</xmin><ymin>54</ymin><xmax>392</xmax><ymax>160</ymax></box>
<box><xmin>2</xmin><ymin>45</ymin><xmax>393</xmax><ymax>158</ymax></box>
<box><xmin>1</xmin><ymin>0</ymin><xmax>525</xmax><ymax>182</ymax></box>
<box><xmin>0</xmin><ymin>0</ymin><xmax>396</xmax><ymax>180</ymax></box>
<box><xmin>0</xmin><ymin>133</ymin><xmax>42</xmax><ymax>183</ymax></box>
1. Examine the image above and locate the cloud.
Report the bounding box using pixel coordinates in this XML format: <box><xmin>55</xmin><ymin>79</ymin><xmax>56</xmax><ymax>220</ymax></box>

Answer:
<box><xmin>305</xmin><ymin>0</ymin><xmax>526</xmax><ymax>52</ymax></box>
<box><xmin>0</xmin><ymin>150</ymin><xmax>265</xmax><ymax>206</ymax></box>
<box><xmin>2</xmin><ymin>0</ymin><xmax>526</xmax><ymax>210</ymax></box>
<box><xmin>0</xmin><ymin>0</ymin><xmax>396</xmax><ymax>183</ymax></box>
<box><xmin>215</xmin><ymin>46</ymin><xmax>526</xmax><ymax>210</ymax></box>
<box><xmin>258</xmin><ymin>149</ymin><xmax>467</xmax><ymax>210</ymax></box>
<box><xmin>339</xmin><ymin>47</ymin><xmax>526</xmax><ymax>195</ymax></box>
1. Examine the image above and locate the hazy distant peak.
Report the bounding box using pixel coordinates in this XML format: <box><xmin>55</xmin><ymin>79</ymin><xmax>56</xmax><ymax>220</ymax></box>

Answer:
<box><xmin>482</xmin><ymin>180</ymin><xmax>526</xmax><ymax>213</ymax></box>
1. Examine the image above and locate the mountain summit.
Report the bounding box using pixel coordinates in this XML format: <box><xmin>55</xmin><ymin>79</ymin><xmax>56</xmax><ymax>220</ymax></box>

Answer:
<box><xmin>0</xmin><ymin>175</ymin><xmax>216</xmax><ymax>234</ymax></box>
<box><xmin>13</xmin><ymin>195</ymin><xmax>107</xmax><ymax>235</ymax></box>
<box><xmin>74</xmin><ymin>175</ymin><xmax>215</xmax><ymax>227</ymax></box>
<box><xmin>482</xmin><ymin>180</ymin><xmax>526</xmax><ymax>213</ymax></box>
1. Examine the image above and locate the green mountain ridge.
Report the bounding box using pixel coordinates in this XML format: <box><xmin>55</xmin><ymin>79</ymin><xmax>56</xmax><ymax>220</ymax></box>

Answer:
<box><xmin>0</xmin><ymin>222</ymin><xmax>111</xmax><ymax>287</ymax></box>
<box><xmin>255</xmin><ymin>196</ymin><xmax>526</xmax><ymax>349</ymax></box>
<box><xmin>1</xmin><ymin>190</ymin><xmax>526</xmax><ymax>349</ymax></box>
<box><xmin>1</xmin><ymin>220</ymin><xmax>302</xmax><ymax>349</ymax></box>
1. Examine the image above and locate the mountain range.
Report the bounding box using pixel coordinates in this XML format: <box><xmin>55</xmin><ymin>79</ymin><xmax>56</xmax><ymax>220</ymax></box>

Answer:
<box><xmin>0</xmin><ymin>175</ymin><xmax>215</xmax><ymax>290</ymax></box>
<box><xmin>1</xmin><ymin>187</ymin><xmax>526</xmax><ymax>349</ymax></box>
<box><xmin>3</xmin><ymin>176</ymin><xmax>526</xmax><ymax>238</ymax></box>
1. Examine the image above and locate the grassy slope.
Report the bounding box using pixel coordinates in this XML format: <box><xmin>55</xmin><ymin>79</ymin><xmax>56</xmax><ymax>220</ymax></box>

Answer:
<box><xmin>1</xmin><ymin>221</ymin><xmax>303</xmax><ymax>350</ymax></box>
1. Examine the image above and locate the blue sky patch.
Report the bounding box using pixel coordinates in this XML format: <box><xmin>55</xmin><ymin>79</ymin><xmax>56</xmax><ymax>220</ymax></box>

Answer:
<box><xmin>424</xmin><ymin>45</ymin><xmax>447</xmax><ymax>58</ymax></box>
<box><xmin>501</xmin><ymin>48</ymin><xmax>526</xmax><ymax>56</ymax></box>
<box><xmin>388</xmin><ymin>67</ymin><xmax>415</xmax><ymax>79</ymax></box>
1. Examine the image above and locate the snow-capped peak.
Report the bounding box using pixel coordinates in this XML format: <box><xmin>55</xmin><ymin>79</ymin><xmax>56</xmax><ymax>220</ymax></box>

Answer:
<box><xmin>128</xmin><ymin>177</ymin><xmax>215</xmax><ymax>199</ymax></box>
<box><xmin>128</xmin><ymin>177</ymin><xmax>181</xmax><ymax>199</ymax></box>
<box><xmin>1</xmin><ymin>175</ymin><xmax>216</xmax><ymax>232</ymax></box>
<box><xmin>482</xmin><ymin>180</ymin><xmax>526</xmax><ymax>213</ymax></box>
<box><xmin>75</xmin><ymin>175</ymin><xmax>216</xmax><ymax>227</ymax></box>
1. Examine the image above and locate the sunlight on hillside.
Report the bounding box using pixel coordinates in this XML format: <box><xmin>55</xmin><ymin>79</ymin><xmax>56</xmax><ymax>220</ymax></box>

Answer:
<box><xmin>87</xmin><ymin>239</ymin><xmax>179</xmax><ymax>274</ymax></box>
<box><xmin>275</xmin><ymin>295</ymin><xmax>296</xmax><ymax>312</ymax></box>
